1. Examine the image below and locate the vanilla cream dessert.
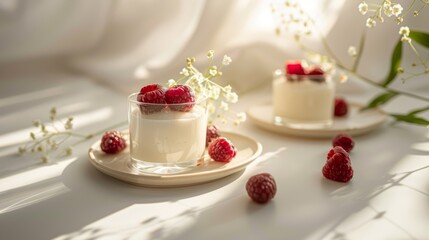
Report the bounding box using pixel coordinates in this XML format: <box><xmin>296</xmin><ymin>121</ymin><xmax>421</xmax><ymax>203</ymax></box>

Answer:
<box><xmin>272</xmin><ymin>70</ymin><xmax>335</xmax><ymax>125</ymax></box>
<box><xmin>129</xmin><ymin>105</ymin><xmax>207</xmax><ymax>165</ymax></box>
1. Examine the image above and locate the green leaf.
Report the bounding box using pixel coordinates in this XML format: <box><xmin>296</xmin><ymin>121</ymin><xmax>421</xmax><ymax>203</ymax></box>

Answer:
<box><xmin>409</xmin><ymin>31</ymin><xmax>429</xmax><ymax>48</ymax></box>
<box><xmin>407</xmin><ymin>105</ymin><xmax>429</xmax><ymax>116</ymax></box>
<box><xmin>363</xmin><ymin>92</ymin><xmax>398</xmax><ymax>110</ymax></box>
<box><xmin>382</xmin><ymin>40</ymin><xmax>402</xmax><ymax>87</ymax></box>
<box><xmin>391</xmin><ymin>114</ymin><xmax>429</xmax><ymax>126</ymax></box>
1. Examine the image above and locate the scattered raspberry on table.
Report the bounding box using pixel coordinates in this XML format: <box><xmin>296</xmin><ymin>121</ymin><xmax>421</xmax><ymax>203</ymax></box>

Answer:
<box><xmin>332</xmin><ymin>133</ymin><xmax>354</xmax><ymax>153</ymax></box>
<box><xmin>208</xmin><ymin>137</ymin><xmax>237</xmax><ymax>162</ymax></box>
<box><xmin>323</xmin><ymin>146</ymin><xmax>353</xmax><ymax>182</ymax></box>
<box><xmin>100</xmin><ymin>131</ymin><xmax>126</xmax><ymax>154</ymax></box>
<box><xmin>246</xmin><ymin>173</ymin><xmax>277</xmax><ymax>204</ymax></box>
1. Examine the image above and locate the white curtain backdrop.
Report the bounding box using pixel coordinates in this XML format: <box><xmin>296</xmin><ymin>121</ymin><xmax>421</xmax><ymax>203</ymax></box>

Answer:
<box><xmin>0</xmin><ymin>0</ymin><xmax>427</xmax><ymax>94</ymax></box>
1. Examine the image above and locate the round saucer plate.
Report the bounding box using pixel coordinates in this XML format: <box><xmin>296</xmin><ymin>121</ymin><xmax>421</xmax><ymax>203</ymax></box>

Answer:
<box><xmin>88</xmin><ymin>132</ymin><xmax>262</xmax><ymax>188</ymax></box>
<box><xmin>247</xmin><ymin>103</ymin><xmax>387</xmax><ymax>138</ymax></box>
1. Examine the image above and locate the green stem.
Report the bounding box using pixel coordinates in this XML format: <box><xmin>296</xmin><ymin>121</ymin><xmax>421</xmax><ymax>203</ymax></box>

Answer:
<box><xmin>403</xmin><ymin>0</ymin><xmax>417</xmax><ymax>17</ymax></box>
<box><xmin>306</xmin><ymin>15</ymin><xmax>341</xmax><ymax>64</ymax></box>
<box><xmin>205</xmin><ymin>58</ymin><xmax>213</xmax><ymax>77</ymax></box>
<box><xmin>337</xmin><ymin>64</ymin><xmax>429</xmax><ymax>102</ymax></box>
<box><xmin>352</xmin><ymin>30</ymin><xmax>367</xmax><ymax>72</ymax></box>
<box><xmin>409</xmin><ymin>41</ymin><xmax>428</xmax><ymax>68</ymax></box>
<box><xmin>401</xmin><ymin>72</ymin><xmax>426</xmax><ymax>82</ymax></box>
<box><xmin>409</xmin><ymin>105</ymin><xmax>429</xmax><ymax>115</ymax></box>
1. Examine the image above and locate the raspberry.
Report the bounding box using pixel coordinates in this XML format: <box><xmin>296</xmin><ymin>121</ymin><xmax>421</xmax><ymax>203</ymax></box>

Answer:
<box><xmin>307</xmin><ymin>66</ymin><xmax>324</xmax><ymax>75</ymax></box>
<box><xmin>206</xmin><ymin>124</ymin><xmax>221</xmax><ymax>147</ymax></box>
<box><xmin>285</xmin><ymin>61</ymin><xmax>305</xmax><ymax>75</ymax></box>
<box><xmin>332</xmin><ymin>133</ymin><xmax>354</xmax><ymax>153</ymax></box>
<box><xmin>326</xmin><ymin>145</ymin><xmax>350</xmax><ymax>160</ymax></box>
<box><xmin>137</xmin><ymin>84</ymin><xmax>166</xmax><ymax>114</ymax></box>
<box><xmin>246</xmin><ymin>173</ymin><xmax>277</xmax><ymax>204</ymax></box>
<box><xmin>334</xmin><ymin>97</ymin><xmax>348</xmax><ymax>117</ymax></box>
<box><xmin>208</xmin><ymin>137</ymin><xmax>237</xmax><ymax>162</ymax></box>
<box><xmin>323</xmin><ymin>146</ymin><xmax>353</xmax><ymax>182</ymax></box>
<box><xmin>100</xmin><ymin>131</ymin><xmax>126</xmax><ymax>154</ymax></box>
<box><xmin>165</xmin><ymin>85</ymin><xmax>195</xmax><ymax>112</ymax></box>
<box><xmin>140</xmin><ymin>84</ymin><xmax>163</xmax><ymax>95</ymax></box>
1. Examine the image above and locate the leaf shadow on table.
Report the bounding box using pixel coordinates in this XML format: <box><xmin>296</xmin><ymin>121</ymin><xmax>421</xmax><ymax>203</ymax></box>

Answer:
<box><xmin>40</xmin><ymin>155</ymin><xmax>247</xmax><ymax>240</ymax></box>
<box><xmin>314</xmin><ymin>126</ymin><xmax>429</xmax><ymax>240</ymax></box>
<box><xmin>147</xmin><ymin>125</ymin><xmax>429</xmax><ymax>240</ymax></box>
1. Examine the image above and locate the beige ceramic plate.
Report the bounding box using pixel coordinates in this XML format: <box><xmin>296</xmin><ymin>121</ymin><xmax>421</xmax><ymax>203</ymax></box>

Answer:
<box><xmin>88</xmin><ymin>131</ymin><xmax>262</xmax><ymax>187</ymax></box>
<box><xmin>247</xmin><ymin>103</ymin><xmax>387</xmax><ymax>138</ymax></box>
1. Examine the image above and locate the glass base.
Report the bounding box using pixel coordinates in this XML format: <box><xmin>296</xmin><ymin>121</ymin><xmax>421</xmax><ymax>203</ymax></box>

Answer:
<box><xmin>130</xmin><ymin>158</ymin><xmax>200</xmax><ymax>175</ymax></box>
<box><xmin>273</xmin><ymin>116</ymin><xmax>332</xmax><ymax>129</ymax></box>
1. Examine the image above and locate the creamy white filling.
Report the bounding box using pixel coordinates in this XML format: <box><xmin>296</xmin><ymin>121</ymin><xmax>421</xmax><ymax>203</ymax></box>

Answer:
<box><xmin>272</xmin><ymin>75</ymin><xmax>335</xmax><ymax>122</ymax></box>
<box><xmin>129</xmin><ymin>106</ymin><xmax>207</xmax><ymax>163</ymax></box>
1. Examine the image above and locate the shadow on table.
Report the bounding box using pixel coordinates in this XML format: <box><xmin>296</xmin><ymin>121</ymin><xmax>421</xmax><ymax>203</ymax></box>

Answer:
<box><xmin>155</xmin><ymin>125</ymin><xmax>429</xmax><ymax>240</ymax></box>
<box><xmin>1</xmin><ymin>123</ymin><xmax>428</xmax><ymax>240</ymax></box>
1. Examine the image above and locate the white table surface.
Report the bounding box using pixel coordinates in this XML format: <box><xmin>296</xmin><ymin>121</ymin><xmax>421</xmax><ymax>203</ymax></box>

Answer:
<box><xmin>0</xmin><ymin>63</ymin><xmax>428</xmax><ymax>240</ymax></box>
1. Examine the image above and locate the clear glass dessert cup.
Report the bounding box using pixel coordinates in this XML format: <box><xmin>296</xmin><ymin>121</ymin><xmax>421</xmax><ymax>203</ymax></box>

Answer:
<box><xmin>272</xmin><ymin>69</ymin><xmax>335</xmax><ymax>129</ymax></box>
<box><xmin>128</xmin><ymin>93</ymin><xmax>208</xmax><ymax>174</ymax></box>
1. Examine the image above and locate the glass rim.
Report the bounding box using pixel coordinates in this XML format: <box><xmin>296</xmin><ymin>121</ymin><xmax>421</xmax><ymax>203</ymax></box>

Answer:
<box><xmin>273</xmin><ymin>69</ymin><xmax>331</xmax><ymax>82</ymax></box>
<box><xmin>128</xmin><ymin>92</ymin><xmax>207</xmax><ymax>106</ymax></box>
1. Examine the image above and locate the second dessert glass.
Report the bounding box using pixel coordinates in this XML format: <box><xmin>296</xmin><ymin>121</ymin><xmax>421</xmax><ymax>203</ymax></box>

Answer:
<box><xmin>272</xmin><ymin>66</ymin><xmax>335</xmax><ymax>129</ymax></box>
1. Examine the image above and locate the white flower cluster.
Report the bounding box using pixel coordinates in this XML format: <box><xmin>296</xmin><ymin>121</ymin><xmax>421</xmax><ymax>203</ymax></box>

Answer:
<box><xmin>399</xmin><ymin>26</ymin><xmax>411</xmax><ymax>42</ymax></box>
<box><xmin>271</xmin><ymin>0</ymin><xmax>314</xmax><ymax>40</ymax></box>
<box><xmin>357</xmin><ymin>1</ymin><xmax>429</xmax><ymax>82</ymax></box>
<box><xmin>358</xmin><ymin>1</ymin><xmax>403</xmax><ymax>28</ymax></box>
<box><xmin>18</xmin><ymin>107</ymin><xmax>76</xmax><ymax>163</ymax></box>
<box><xmin>348</xmin><ymin>46</ymin><xmax>357</xmax><ymax>57</ymax></box>
<box><xmin>168</xmin><ymin>51</ymin><xmax>246</xmax><ymax>126</ymax></box>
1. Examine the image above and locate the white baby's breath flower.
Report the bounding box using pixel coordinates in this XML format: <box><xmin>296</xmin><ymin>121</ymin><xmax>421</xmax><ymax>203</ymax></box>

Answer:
<box><xmin>167</xmin><ymin>79</ymin><xmax>177</xmax><ymax>87</ymax></box>
<box><xmin>209</xmin><ymin>68</ymin><xmax>217</xmax><ymax>77</ymax></box>
<box><xmin>392</xmin><ymin>4</ymin><xmax>403</xmax><ymax>17</ymax></box>
<box><xmin>178</xmin><ymin>52</ymin><xmax>242</xmax><ymax>125</ymax></box>
<box><xmin>194</xmin><ymin>72</ymin><xmax>205</xmax><ymax>83</ymax></box>
<box><xmin>180</xmin><ymin>68</ymin><xmax>189</xmax><ymax>76</ymax></box>
<box><xmin>384</xmin><ymin>6</ymin><xmax>393</xmax><ymax>17</ymax></box>
<box><xmin>220</xmin><ymin>101</ymin><xmax>229</xmax><ymax>111</ymax></box>
<box><xmin>366</xmin><ymin>18</ymin><xmax>376</xmax><ymax>28</ymax></box>
<box><xmin>358</xmin><ymin>2</ymin><xmax>368</xmax><ymax>15</ymax></box>
<box><xmin>348</xmin><ymin>46</ymin><xmax>357</xmax><ymax>57</ymax></box>
<box><xmin>236</xmin><ymin>112</ymin><xmax>247</xmax><ymax>122</ymax></box>
<box><xmin>399</xmin><ymin>26</ymin><xmax>410</xmax><ymax>36</ymax></box>
<box><xmin>383</xmin><ymin>1</ymin><xmax>391</xmax><ymax>10</ymax></box>
<box><xmin>222</xmin><ymin>55</ymin><xmax>232</xmax><ymax>65</ymax></box>
<box><xmin>401</xmin><ymin>35</ymin><xmax>411</xmax><ymax>43</ymax></box>
<box><xmin>207</xmin><ymin>50</ymin><xmax>214</xmax><ymax>59</ymax></box>
<box><xmin>207</xmin><ymin>102</ymin><xmax>216</xmax><ymax>114</ymax></box>
<box><xmin>208</xmin><ymin>85</ymin><xmax>221</xmax><ymax>99</ymax></box>
<box><xmin>226</xmin><ymin>92</ymin><xmax>238</xmax><ymax>103</ymax></box>
<box><xmin>224</xmin><ymin>85</ymin><xmax>232</xmax><ymax>93</ymax></box>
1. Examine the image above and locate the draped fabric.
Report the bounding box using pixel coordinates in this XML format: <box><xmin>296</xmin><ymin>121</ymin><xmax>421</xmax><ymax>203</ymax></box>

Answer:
<box><xmin>0</xmin><ymin>0</ymin><xmax>426</xmax><ymax>94</ymax></box>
